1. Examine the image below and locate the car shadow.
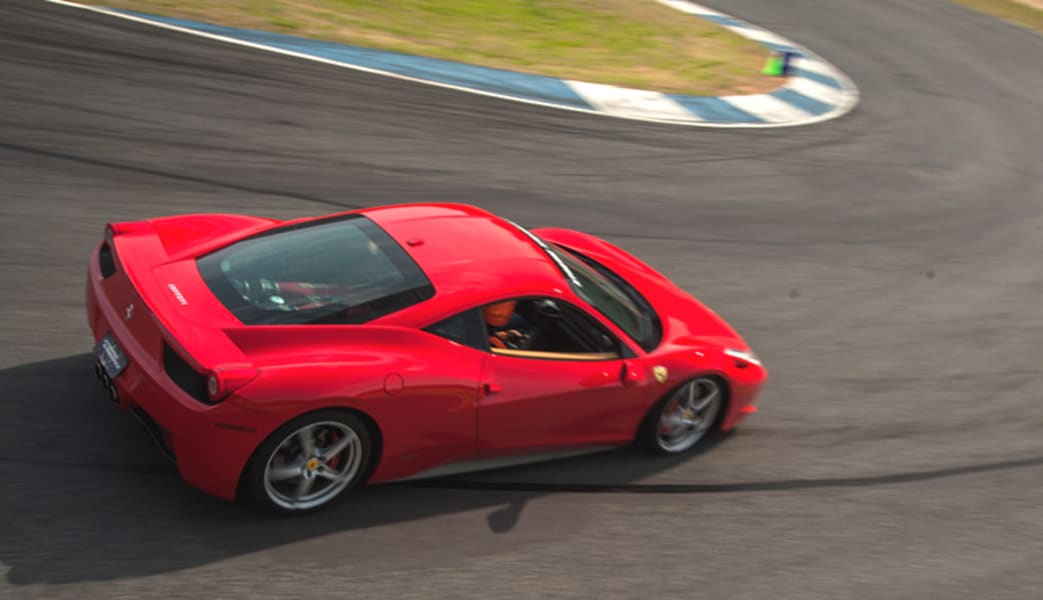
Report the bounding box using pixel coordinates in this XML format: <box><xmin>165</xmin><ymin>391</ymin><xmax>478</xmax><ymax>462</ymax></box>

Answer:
<box><xmin>0</xmin><ymin>353</ymin><xmax>717</xmax><ymax>584</ymax></box>
<box><xmin>5</xmin><ymin>354</ymin><xmax>1042</xmax><ymax>585</ymax></box>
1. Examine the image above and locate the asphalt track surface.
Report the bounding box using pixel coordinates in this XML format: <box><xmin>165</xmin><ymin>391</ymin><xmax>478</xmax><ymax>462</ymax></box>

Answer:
<box><xmin>1</xmin><ymin>0</ymin><xmax>1041</xmax><ymax>597</ymax></box>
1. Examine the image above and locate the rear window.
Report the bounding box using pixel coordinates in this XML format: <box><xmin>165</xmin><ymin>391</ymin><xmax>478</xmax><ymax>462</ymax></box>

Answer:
<box><xmin>197</xmin><ymin>215</ymin><xmax>433</xmax><ymax>325</ymax></box>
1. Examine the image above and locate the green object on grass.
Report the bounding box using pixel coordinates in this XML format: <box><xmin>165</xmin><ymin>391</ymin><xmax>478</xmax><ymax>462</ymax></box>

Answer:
<box><xmin>762</xmin><ymin>53</ymin><xmax>784</xmax><ymax>76</ymax></box>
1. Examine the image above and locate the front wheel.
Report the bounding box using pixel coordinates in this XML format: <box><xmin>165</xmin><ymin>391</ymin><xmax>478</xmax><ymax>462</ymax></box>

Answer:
<box><xmin>245</xmin><ymin>410</ymin><xmax>372</xmax><ymax>514</ymax></box>
<box><xmin>639</xmin><ymin>376</ymin><xmax>725</xmax><ymax>455</ymax></box>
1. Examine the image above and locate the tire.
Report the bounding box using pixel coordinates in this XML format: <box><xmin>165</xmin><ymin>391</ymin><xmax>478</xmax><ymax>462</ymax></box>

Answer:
<box><xmin>245</xmin><ymin>409</ymin><xmax>372</xmax><ymax>515</ymax></box>
<box><xmin>638</xmin><ymin>376</ymin><xmax>726</xmax><ymax>455</ymax></box>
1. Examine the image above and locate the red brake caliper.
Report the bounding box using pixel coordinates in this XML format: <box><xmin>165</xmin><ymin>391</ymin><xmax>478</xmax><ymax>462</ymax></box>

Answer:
<box><xmin>327</xmin><ymin>431</ymin><xmax>342</xmax><ymax>469</ymax></box>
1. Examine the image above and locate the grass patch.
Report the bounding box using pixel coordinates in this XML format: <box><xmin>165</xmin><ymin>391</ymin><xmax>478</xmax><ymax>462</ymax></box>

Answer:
<box><xmin>80</xmin><ymin>0</ymin><xmax>781</xmax><ymax>95</ymax></box>
<box><xmin>950</xmin><ymin>0</ymin><xmax>1043</xmax><ymax>31</ymax></box>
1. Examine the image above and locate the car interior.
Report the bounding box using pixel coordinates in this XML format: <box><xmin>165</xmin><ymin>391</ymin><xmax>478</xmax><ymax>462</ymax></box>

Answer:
<box><xmin>426</xmin><ymin>297</ymin><xmax>627</xmax><ymax>361</ymax></box>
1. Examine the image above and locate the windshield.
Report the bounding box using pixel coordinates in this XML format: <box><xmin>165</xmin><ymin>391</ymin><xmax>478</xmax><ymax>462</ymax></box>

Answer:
<box><xmin>197</xmin><ymin>215</ymin><xmax>433</xmax><ymax>325</ymax></box>
<box><xmin>544</xmin><ymin>243</ymin><xmax>661</xmax><ymax>352</ymax></box>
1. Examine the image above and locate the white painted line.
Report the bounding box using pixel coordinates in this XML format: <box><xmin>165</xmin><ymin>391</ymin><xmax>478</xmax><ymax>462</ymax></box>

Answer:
<box><xmin>656</xmin><ymin>0</ymin><xmax>727</xmax><ymax>18</ymax></box>
<box><xmin>730</xmin><ymin>27</ymin><xmax>795</xmax><ymax>48</ymax></box>
<box><xmin>721</xmin><ymin>93</ymin><xmax>814</xmax><ymax>123</ymax></box>
<box><xmin>567</xmin><ymin>81</ymin><xmax>700</xmax><ymax>122</ymax></box>
<box><xmin>46</xmin><ymin>0</ymin><xmax>859</xmax><ymax>128</ymax></box>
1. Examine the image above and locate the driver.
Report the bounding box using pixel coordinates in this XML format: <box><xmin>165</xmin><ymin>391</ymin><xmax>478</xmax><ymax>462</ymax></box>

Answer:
<box><xmin>483</xmin><ymin>300</ymin><xmax>530</xmax><ymax>349</ymax></box>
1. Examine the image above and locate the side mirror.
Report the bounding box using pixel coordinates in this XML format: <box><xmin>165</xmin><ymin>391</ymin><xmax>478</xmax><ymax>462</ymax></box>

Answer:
<box><xmin>534</xmin><ymin>299</ymin><xmax>563</xmax><ymax>319</ymax></box>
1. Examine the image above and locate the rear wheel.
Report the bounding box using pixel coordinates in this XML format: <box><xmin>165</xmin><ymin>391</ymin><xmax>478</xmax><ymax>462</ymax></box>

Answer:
<box><xmin>639</xmin><ymin>376</ymin><xmax>725</xmax><ymax>455</ymax></box>
<box><xmin>246</xmin><ymin>410</ymin><xmax>372</xmax><ymax>514</ymax></box>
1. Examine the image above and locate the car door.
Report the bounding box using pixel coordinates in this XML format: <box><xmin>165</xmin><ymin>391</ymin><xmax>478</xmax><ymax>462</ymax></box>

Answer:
<box><xmin>475</xmin><ymin>297</ymin><xmax>656</xmax><ymax>455</ymax></box>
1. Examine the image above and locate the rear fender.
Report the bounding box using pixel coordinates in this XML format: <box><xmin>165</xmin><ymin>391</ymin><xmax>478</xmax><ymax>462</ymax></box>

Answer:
<box><xmin>228</xmin><ymin>327</ymin><xmax>486</xmax><ymax>483</ymax></box>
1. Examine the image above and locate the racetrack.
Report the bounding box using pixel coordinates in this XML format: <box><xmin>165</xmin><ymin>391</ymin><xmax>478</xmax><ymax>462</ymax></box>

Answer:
<box><xmin>1</xmin><ymin>0</ymin><xmax>1041</xmax><ymax>597</ymax></box>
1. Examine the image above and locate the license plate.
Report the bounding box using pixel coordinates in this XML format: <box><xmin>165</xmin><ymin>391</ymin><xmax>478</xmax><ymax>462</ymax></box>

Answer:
<box><xmin>95</xmin><ymin>333</ymin><xmax>128</xmax><ymax>378</ymax></box>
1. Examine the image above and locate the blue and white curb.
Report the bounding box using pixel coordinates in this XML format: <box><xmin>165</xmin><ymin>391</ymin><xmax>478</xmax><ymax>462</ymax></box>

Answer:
<box><xmin>46</xmin><ymin>0</ymin><xmax>858</xmax><ymax>128</ymax></box>
<box><xmin>652</xmin><ymin>0</ymin><xmax>859</xmax><ymax>126</ymax></box>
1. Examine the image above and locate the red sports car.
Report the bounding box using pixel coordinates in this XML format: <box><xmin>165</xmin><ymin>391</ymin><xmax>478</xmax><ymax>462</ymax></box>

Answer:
<box><xmin>86</xmin><ymin>203</ymin><xmax>766</xmax><ymax>513</ymax></box>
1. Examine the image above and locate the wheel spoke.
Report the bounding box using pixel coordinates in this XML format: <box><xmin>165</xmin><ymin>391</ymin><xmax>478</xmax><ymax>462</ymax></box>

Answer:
<box><xmin>293</xmin><ymin>475</ymin><xmax>315</xmax><ymax>499</ymax></box>
<box><xmin>661</xmin><ymin>413</ymin><xmax>681</xmax><ymax>433</ymax></box>
<box><xmin>297</xmin><ymin>425</ymin><xmax>316</xmax><ymax>456</ymax></box>
<box><xmin>269</xmin><ymin>463</ymin><xmax>303</xmax><ymax>482</ymax></box>
<box><xmin>694</xmin><ymin>386</ymin><xmax>719</xmax><ymax>413</ymax></box>
<box><xmin>655</xmin><ymin>379</ymin><xmax>722</xmax><ymax>453</ymax></box>
<box><xmin>320</xmin><ymin>431</ymin><xmax>356</xmax><ymax>461</ymax></box>
<box><xmin>316</xmin><ymin>465</ymin><xmax>346</xmax><ymax>483</ymax></box>
<box><xmin>263</xmin><ymin>419</ymin><xmax>366</xmax><ymax>511</ymax></box>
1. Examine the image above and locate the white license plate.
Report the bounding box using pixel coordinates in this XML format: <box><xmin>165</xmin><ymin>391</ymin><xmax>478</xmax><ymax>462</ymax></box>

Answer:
<box><xmin>95</xmin><ymin>334</ymin><xmax>128</xmax><ymax>378</ymax></box>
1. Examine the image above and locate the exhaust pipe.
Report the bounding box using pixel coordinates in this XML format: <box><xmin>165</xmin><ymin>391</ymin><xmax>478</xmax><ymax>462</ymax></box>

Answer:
<box><xmin>96</xmin><ymin>363</ymin><xmax>120</xmax><ymax>404</ymax></box>
<box><xmin>107</xmin><ymin>379</ymin><xmax>120</xmax><ymax>403</ymax></box>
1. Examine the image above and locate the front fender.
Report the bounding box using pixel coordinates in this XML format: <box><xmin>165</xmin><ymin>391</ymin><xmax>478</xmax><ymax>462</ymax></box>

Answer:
<box><xmin>647</xmin><ymin>343</ymin><xmax>767</xmax><ymax>433</ymax></box>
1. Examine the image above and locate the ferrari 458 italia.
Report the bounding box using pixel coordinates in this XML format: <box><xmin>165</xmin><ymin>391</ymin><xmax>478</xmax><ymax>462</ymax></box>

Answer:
<box><xmin>86</xmin><ymin>203</ymin><xmax>767</xmax><ymax>513</ymax></box>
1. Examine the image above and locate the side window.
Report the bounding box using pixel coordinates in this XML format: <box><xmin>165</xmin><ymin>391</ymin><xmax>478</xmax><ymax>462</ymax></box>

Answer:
<box><xmin>424</xmin><ymin>309</ymin><xmax>486</xmax><ymax>350</ymax></box>
<box><xmin>481</xmin><ymin>297</ymin><xmax>622</xmax><ymax>360</ymax></box>
<box><xmin>558</xmin><ymin>303</ymin><xmax>621</xmax><ymax>354</ymax></box>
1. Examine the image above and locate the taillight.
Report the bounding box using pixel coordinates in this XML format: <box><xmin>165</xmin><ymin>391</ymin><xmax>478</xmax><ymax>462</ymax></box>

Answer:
<box><xmin>206</xmin><ymin>365</ymin><xmax>259</xmax><ymax>403</ymax></box>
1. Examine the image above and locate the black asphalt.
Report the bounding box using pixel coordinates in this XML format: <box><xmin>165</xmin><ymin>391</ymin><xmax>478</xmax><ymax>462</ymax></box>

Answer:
<box><xmin>1</xmin><ymin>0</ymin><xmax>1041</xmax><ymax>597</ymax></box>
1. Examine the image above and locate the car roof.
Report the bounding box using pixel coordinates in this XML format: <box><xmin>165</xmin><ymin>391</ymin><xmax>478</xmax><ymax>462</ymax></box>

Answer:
<box><xmin>359</xmin><ymin>203</ymin><xmax>572</xmax><ymax>323</ymax></box>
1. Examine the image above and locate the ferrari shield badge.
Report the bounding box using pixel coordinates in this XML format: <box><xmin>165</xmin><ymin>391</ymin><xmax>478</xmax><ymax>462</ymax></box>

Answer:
<box><xmin>653</xmin><ymin>365</ymin><xmax>668</xmax><ymax>384</ymax></box>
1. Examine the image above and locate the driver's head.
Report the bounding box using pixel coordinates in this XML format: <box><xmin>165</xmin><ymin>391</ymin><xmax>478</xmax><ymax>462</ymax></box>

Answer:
<box><xmin>483</xmin><ymin>300</ymin><xmax>517</xmax><ymax>328</ymax></box>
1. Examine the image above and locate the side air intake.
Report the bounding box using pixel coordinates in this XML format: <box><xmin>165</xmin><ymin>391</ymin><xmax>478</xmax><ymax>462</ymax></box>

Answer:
<box><xmin>98</xmin><ymin>242</ymin><xmax>117</xmax><ymax>278</ymax></box>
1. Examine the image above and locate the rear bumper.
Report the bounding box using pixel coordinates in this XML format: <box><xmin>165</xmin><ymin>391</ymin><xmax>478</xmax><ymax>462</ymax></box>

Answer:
<box><xmin>85</xmin><ymin>244</ymin><xmax>275</xmax><ymax>500</ymax></box>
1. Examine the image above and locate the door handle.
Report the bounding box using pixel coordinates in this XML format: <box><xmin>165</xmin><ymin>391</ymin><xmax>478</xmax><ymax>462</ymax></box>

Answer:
<box><xmin>482</xmin><ymin>383</ymin><xmax>503</xmax><ymax>396</ymax></box>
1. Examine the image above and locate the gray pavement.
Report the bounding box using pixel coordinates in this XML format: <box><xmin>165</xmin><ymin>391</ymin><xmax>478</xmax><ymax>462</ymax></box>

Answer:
<box><xmin>1</xmin><ymin>0</ymin><xmax>1041</xmax><ymax>597</ymax></box>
